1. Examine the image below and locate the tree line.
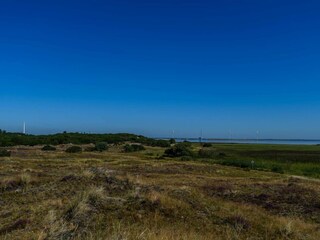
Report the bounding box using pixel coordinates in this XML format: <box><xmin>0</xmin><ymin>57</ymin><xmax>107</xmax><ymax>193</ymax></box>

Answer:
<box><xmin>0</xmin><ymin>131</ymin><xmax>170</xmax><ymax>147</ymax></box>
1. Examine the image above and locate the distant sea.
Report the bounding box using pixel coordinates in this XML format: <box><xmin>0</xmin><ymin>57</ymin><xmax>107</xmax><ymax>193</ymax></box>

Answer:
<box><xmin>160</xmin><ymin>138</ymin><xmax>320</xmax><ymax>145</ymax></box>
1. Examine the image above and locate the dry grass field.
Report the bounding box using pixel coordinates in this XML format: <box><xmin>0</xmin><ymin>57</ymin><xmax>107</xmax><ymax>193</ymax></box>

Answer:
<box><xmin>0</xmin><ymin>144</ymin><xmax>320</xmax><ymax>239</ymax></box>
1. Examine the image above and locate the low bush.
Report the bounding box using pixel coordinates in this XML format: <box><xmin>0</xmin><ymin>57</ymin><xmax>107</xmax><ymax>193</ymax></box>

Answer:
<box><xmin>66</xmin><ymin>146</ymin><xmax>82</xmax><ymax>153</ymax></box>
<box><xmin>41</xmin><ymin>145</ymin><xmax>56</xmax><ymax>151</ymax></box>
<box><xmin>202</xmin><ymin>143</ymin><xmax>212</xmax><ymax>147</ymax></box>
<box><xmin>0</xmin><ymin>149</ymin><xmax>11</xmax><ymax>157</ymax></box>
<box><xmin>164</xmin><ymin>143</ymin><xmax>193</xmax><ymax>157</ymax></box>
<box><xmin>149</xmin><ymin>140</ymin><xmax>170</xmax><ymax>148</ymax></box>
<box><xmin>271</xmin><ymin>165</ymin><xmax>284</xmax><ymax>174</ymax></box>
<box><xmin>123</xmin><ymin>144</ymin><xmax>145</xmax><ymax>152</ymax></box>
<box><xmin>94</xmin><ymin>142</ymin><xmax>108</xmax><ymax>152</ymax></box>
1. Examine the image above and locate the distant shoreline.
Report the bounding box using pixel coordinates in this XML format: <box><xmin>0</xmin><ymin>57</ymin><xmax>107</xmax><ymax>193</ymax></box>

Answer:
<box><xmin>157</xmin><ymin>138</ymin><xmax>320</xmax><ymax>145</ymax></box>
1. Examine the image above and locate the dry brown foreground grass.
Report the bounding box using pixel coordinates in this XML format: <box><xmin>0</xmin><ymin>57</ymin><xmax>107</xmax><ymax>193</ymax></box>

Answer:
<box><xmin>0</xmin><ymin>145</ymin><xmax>320</xmax><ymax>240</ymax></box>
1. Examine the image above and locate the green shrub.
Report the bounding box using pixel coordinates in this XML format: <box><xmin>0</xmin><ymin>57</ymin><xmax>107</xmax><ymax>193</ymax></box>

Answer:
<box><xmin>66</xmin><ymin>146</ymin><xmax>82</xmax><ymax>153</ymax></box>
<box><xmin>271</xmin><ymin>165</ymin><xmax>284</xmax><ymax>174</ymax></box>
<box><xmin>0</xmin><ymin>149</ymin><xmax>11</xmax><ymax>157</ymax></box>
<box><xmin>136</xmin><ymin>138</ymin><xmax>170</xmax><ymax>148</ymax></box>
<box><xmin>202</xmin><ymin>143</ymin><xmax>212</xmax><ymax>147</ymax></box>
<box><xmin>169</xmin><ymin>138</ymin><xmax>176</xmax><ymax>144</ymax></box>
<box><xmin>149</xmin><ymin>140</ymin><xmax>170</xmax><ymax>148</ymax></box>
<box><xmin>123</xmin><ymin>144</ymin><xmax>145</xmax><ymax>152</ymax></box>
<box><xmin>94</xmin><ymin>142</ymin><xmax>108</xmax><ymax>152</ymax></box>
<box><xmin>164</xmin><ymin>143</ymin><xmax>193</xmax><ymax>157</ymax></box>
<box><xmin>41</xmin><ymin>145</ymin><xmax>56</xmax><ymax>151</ymax></box>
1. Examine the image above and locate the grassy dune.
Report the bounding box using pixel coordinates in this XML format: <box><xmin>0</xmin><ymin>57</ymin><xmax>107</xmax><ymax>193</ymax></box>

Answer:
<box><xmin>0</xmin><ymin>144</ymin><xmax>320</xmax><ymax>239</ymax></box>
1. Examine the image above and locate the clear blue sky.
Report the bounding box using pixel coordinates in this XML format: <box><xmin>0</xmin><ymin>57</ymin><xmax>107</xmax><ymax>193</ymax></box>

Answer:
<box><xmin>1</xmin><ymin>0</ymin><xmax>320</xmax><ymax>138</ymax></box>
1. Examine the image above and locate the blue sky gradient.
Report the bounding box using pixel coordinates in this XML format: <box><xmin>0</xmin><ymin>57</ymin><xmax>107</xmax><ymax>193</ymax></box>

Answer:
<box><xmin>1</xmin><ymin>0</ymin><xmax>320</xmax><ymax>138</ymax></box>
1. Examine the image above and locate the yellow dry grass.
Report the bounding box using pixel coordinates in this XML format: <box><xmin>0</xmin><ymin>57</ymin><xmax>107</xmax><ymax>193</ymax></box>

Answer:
<box><xmin>0</xmin><ymin>145</ymin><xmax>319</xmax><ymax>239</ymax></box>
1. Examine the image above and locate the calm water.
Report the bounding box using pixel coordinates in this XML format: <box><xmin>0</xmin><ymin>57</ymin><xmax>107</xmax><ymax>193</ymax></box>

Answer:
<box><xmin>163</xmin><ymin>138</ymin><xmax>320</xmax><ymax>145</ymax></box>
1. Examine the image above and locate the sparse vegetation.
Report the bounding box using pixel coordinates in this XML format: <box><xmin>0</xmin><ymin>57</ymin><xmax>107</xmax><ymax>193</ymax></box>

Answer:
<box><xmin>0</xmin><ymin>141</ymin><xmax>320</xmax><ymax>239</ymax></box>
<box><xmin>1</xmin><ymin>173</ymin><xmax>32</xmax><ymax>191</ymax></box>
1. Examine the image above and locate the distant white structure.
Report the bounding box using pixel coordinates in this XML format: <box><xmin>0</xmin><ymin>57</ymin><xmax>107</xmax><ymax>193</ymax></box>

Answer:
<box><xmin>23</xmin><ymin>122</ymin><xmax>26</xmax><ymax>134</ymax></box>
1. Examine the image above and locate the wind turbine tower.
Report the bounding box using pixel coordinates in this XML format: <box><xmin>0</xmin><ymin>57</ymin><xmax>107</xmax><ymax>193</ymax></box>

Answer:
<box><xmin>23</xmin><ymin>122</ymin><xmax>26</xmax><ymax>134</ymax></box>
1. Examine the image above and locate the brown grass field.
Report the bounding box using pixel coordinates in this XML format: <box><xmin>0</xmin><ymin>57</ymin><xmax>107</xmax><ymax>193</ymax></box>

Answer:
<box><xmin>0</xmin><ymin>144</ymin><xmax>320</xmax><ymax>239</ymax></box>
